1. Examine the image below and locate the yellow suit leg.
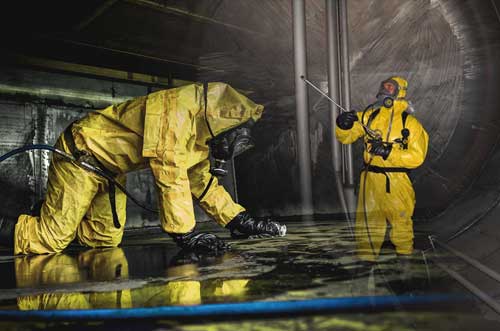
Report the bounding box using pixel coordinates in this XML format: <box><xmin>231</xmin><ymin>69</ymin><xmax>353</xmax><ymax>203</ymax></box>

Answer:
<box><xmin>76</xmin><ymin>175</ymin><xmax>127</xmax><ymax>248</ymax></box>
<box><xmin>14</xmin><ymin>139</ymin><xmax>102</xmax><ymax>255</ymax></box>
<box><xmin>355</xmin><ymin>171</ymin><xmax>388</xmax><ymax>262</ymax></box>
<box><xmin>385</xmin><ymin>174</ymin><xmax>415</xmax><ymax>255</ymax></box>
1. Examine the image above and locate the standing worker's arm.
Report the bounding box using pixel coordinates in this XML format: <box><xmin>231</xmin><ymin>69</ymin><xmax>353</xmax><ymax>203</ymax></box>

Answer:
<box><xmin>386</xmin><ymin>117</ymin><xmax>429</xmax><ymax>169</ymax></box>
<box><xmin>188</xmin><ymin>160</ymin><xmax>245</xmax><ymax>227</ymax></box>
<box><xmin>335</xmin><ymin>111</ymin><xmax>366</xmax><ymax>144</ymax></box>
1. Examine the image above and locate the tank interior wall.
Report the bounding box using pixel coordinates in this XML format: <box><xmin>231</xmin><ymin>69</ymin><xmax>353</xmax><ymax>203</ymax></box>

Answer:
<box><xmin>190</xmin><ymin>0</ymin><xmax>500</xmax><ymax>223</ymax></box>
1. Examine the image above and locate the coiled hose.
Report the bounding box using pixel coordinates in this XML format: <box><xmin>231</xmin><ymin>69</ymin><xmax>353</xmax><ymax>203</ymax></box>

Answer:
<box><xmin>0</xmin><ymin>144</ymin><xmax>158</xmax><ymax>213</ymax></box>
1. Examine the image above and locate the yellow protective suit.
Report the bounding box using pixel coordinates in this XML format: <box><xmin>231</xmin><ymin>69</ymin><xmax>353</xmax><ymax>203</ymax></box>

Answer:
<box><xmin>335</xmin><ymin>77</ymin><xmax>429</xmax><ymax>261</ymax></box>
<box><xmin>14</xmin><ymin>83</ymin><xmax>264</xmax><ymax>255</ymax></box>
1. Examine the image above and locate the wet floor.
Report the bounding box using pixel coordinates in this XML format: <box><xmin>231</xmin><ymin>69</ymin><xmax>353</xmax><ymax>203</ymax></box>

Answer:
<box><xmin>0</xmin><ymin>220</ymin><xmax>498</xmax><ymax>330</ymax></box>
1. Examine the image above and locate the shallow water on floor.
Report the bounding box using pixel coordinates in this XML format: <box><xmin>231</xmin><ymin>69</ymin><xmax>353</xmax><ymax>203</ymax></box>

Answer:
<box><xmin>0</xmin><ymin>220</ymin><xmax>496</xmax><ymax>330</ymax></box>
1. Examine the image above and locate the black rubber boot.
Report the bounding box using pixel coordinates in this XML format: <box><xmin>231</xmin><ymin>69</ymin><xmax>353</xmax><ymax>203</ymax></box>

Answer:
<box><xmin>0</xmin><ymin>216</ymin><xmax>16</xmax><ymax>248</ymax></box>
<box><xmin>226</xmin><ymin>212</ymin><xmax>287</xmax><ymax>239</ymax></box>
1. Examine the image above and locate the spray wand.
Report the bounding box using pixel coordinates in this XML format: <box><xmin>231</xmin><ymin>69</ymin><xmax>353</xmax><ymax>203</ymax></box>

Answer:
<box><xmin>300</xmin><ymin>76</ymin><xmax>382</xmax><ymax>140</ymax></box>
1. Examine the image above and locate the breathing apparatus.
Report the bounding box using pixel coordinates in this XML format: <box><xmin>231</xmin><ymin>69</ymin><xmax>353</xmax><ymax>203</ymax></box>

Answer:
<box><xmin>203</xmin><ymin>83</ymin><xmax>256</xmax><ymax>177</ymax></box>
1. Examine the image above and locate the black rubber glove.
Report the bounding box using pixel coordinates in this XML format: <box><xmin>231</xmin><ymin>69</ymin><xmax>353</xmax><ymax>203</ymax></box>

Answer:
<box><xmin>336</xmin><ymin>111</ymin><xmax>358</xmax><ymax>130</ymax></box>
<box><xmin>169</xmin><ymin>231</ymin><xmax>229</xmax><ymax>252</ymax></box>
<box><xmin>370</xmin><ymin>140</ymin><xmax>393</xmax><ymax>160</ymax></box>
<box><xmin>226</xmin><ymin>211</ymin><xmax>287</xmax><ymax>239</ymax></box>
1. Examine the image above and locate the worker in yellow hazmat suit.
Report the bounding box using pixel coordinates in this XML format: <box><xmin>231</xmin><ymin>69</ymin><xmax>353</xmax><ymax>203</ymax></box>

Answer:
<box><xmin>0</xmin><ymin>82</ymin><xmax>286</xmax><ymax>255</ymax></box>
<box><xmin>335</xmin><ymin>77</ymin><xmax>428</xmax><ymax>261</ymax></box>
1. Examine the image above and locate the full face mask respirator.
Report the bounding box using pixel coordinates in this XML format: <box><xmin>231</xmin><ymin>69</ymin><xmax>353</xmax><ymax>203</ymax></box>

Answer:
<box><xmin>375</xmin><ymin>78</ymin><xmax>400</xmax><ymax>109</ymax></box>
<box><xmin>208</xmin><ymin>120</ymin><xmax>255</xmax><ymax>177</ymax></box>
<box><xmin>203</xmin><ymin>83</ymin><xmax>256</xmax><ymax>177</ymax></box>
<box><xmin>373</xmin><ymin>78</ymin><xmax>415</xmax><ymax>114</ymax></box>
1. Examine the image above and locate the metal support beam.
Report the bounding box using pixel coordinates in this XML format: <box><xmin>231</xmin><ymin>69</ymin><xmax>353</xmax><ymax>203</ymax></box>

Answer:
<box><xmin>3</xmin><ymin>53</ymin><xmax>192</xmax><ymax>88</ymax></box>
<box><xmin>126</xmin><ymin>0</ymin><xmax>260</xmax><ymax>36</ymax></box>
<box><xmin>338</xmin><ymin>0</ymin><xmax>356</xmax><ymax>213</ymax></box>
<box><xmin>73</xmin><ymin>0</ymin><xmax>119</xmax><ymax>31</ymax></box>
<box><xmin>36</xmin><ymin>34</ymin><xmax>223</xmax><ymax>73</ymax></box>
<box><xmin>429</xmin><ymin>236</ymin><xmax>500</xmax><ymax>314</ymax></box>
<box><xmin>430</xmin><ymin>237</ymin><xmax>500</xmax><ymax>284</ymax></box>
<box><xmin>326</xmin><ymin>0</ymin><xmax>352</xmax><ymax>228</ymax></box>
<box><xmin>292</xmin><ymin>0</ymin><xmax>314</xmax><ymax>216</ymax></box>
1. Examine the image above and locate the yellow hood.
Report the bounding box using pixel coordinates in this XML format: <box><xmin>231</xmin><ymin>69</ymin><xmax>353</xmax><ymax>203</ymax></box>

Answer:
<box><xmin>390</xmin><ymin>76</ymin><xmax>408</xmax><ymax>100</ymax></box>
<box><xmin>379</xmin><ymin>76</ymin><xmax>409</xmax><ymax>113</ymax></box>
<box><xmin>196</xmin><ymin>82</ymin><xmax>264</xmax><ymax>144</ymax></box>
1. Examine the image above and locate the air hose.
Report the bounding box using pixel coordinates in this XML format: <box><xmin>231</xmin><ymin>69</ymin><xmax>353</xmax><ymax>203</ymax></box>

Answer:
<box><xmin>362</xmin><ymin>156</ymin><xmax>378</xmax><ymax>259</ymax></box>
<box><xmin>0</xmin><ymin>294</ymin><xmax>466</xmax><ymax>321</ymax></box>
<box><xmin>0</xmin><ymin>145</ymin><xmax>158</xmax><ymax>214</ymax></box>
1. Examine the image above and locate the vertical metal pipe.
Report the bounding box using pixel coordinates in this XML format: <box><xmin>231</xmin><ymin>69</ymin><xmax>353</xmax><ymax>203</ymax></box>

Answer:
<box><xmin>338</xmin><ymin>0</ymin><xmax>356</xmax><ymax>215</ymax></box>
<box><xmin>326</xmin><ymin>0</ymin><xmax>351</xmax><ymax>227</ymax></box>
<box><xmin>292</xmin><ymin>0</ymin><xmax>314</xmax><ymax>216</ymax></box>
<box><xmin>326</xmin><ymin>0</ymin><xmax>342</xmax><ymax>174</ymax></box>
<box><xmin>338</xmin><ymin>0</ymin><xmax>354</xmax><ymax>187</ymax></box>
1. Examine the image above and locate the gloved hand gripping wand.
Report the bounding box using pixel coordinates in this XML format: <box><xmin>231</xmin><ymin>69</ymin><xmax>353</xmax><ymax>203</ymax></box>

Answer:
<box><xmin>300</xmin><ymin>76</ymin><xmax>382</xmax><ymax>140</ymax></box>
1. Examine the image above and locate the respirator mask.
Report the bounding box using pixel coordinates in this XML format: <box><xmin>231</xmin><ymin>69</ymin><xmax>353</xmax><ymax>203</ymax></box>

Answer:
<box><xmin>374</xmin><ymin>78</ymin><xmax>400</xmax><ymax>109</ymax></box>
<box><xmin>203</xmin><ymin>83</ymin><xmax>255</xmax><ymax>177</ymax></box>
<box><xmin>208</xmin><ymin>120</ymin><xmax>255</xmax><ymax>177</ymax></box>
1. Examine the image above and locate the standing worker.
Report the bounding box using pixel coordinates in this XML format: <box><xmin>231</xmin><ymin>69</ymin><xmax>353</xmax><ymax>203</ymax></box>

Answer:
<box><xmin>0</xmin><ymin>82</ymin><xmax>286</xmax><ymax>255</ymax></box>
<box><xmin>335</xmin><ymin>77</ymin><xmax>428</xmax><ymax>261</ymax></box>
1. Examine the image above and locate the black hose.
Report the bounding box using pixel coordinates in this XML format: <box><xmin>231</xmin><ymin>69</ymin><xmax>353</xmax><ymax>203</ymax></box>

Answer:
<box><xmin>0</xmin><ymin>145</ymin><xmax>158</xmax><ymax>214</ymax></box>
<box><xmin>362</xmin><ymin>157</ymin><xmax>378</xmax><ymax>259</ymax></box>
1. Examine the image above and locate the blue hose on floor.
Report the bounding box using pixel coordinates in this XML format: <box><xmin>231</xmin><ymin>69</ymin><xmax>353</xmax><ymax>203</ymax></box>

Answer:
<box><xmin>0</xmin><ymin>294</ymin><xmax>468</xmax><ymax>321</ymax></box>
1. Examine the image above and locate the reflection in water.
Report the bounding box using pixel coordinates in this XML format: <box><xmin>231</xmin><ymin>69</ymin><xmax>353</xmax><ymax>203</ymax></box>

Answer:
<box><xmin>16</xmin><ymin>248</ymin><xmax>132</xmax><ymax>310</ymax></box>
<box><xmin>0</xmin><ymin>222</ymin><xmax>463</xmax><ymax>311</ymax></box>
<box><xmin>13</xmin><ymin>247</ymin><xmax>252</xmax><ymax>310</ymax></box>
<box><xmin>0</xmin><ymin>222</ymin><xmax>495</xmax><ymax>331</ymax></box>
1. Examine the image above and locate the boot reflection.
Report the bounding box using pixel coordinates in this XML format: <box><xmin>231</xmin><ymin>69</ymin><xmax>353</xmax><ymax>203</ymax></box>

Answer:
<box><xmin>133</xmin><ymin>251</ymin><xmax>251</xmax><ymax>306</ymax></box>
<box><xmin>132</xmin><ymin>261</ymin><xmax>202</xmax><ymax>307</ymax></box>
<box><xmin>79</xmin><ymin>248</ymin><xmax>132</xmax><ymax>308</ymax></box>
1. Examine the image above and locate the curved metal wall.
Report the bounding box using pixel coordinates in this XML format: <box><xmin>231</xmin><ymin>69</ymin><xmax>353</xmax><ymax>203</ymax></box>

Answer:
<box><xmin>194</xmin><ymin>0</ymin><xmax>500</xmax><ymax>229</ymax></box>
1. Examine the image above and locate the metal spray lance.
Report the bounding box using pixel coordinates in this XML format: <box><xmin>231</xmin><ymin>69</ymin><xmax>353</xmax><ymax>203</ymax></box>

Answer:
<box><xmin>300</xmin><ymin>76</ymin><xmax>382</xmax><ymax>140</ymax></box>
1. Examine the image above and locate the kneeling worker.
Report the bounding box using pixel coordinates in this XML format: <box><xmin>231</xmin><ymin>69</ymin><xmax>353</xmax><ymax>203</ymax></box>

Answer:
<box><xmin>0</xmin><ymin>82</ymin><xmax>286</xmax><ymax>255</ymax></box>
<box><xmin>335</xmin><ymin>77</ymin><xmax>428</xmax><ymax>261</ymax></box>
